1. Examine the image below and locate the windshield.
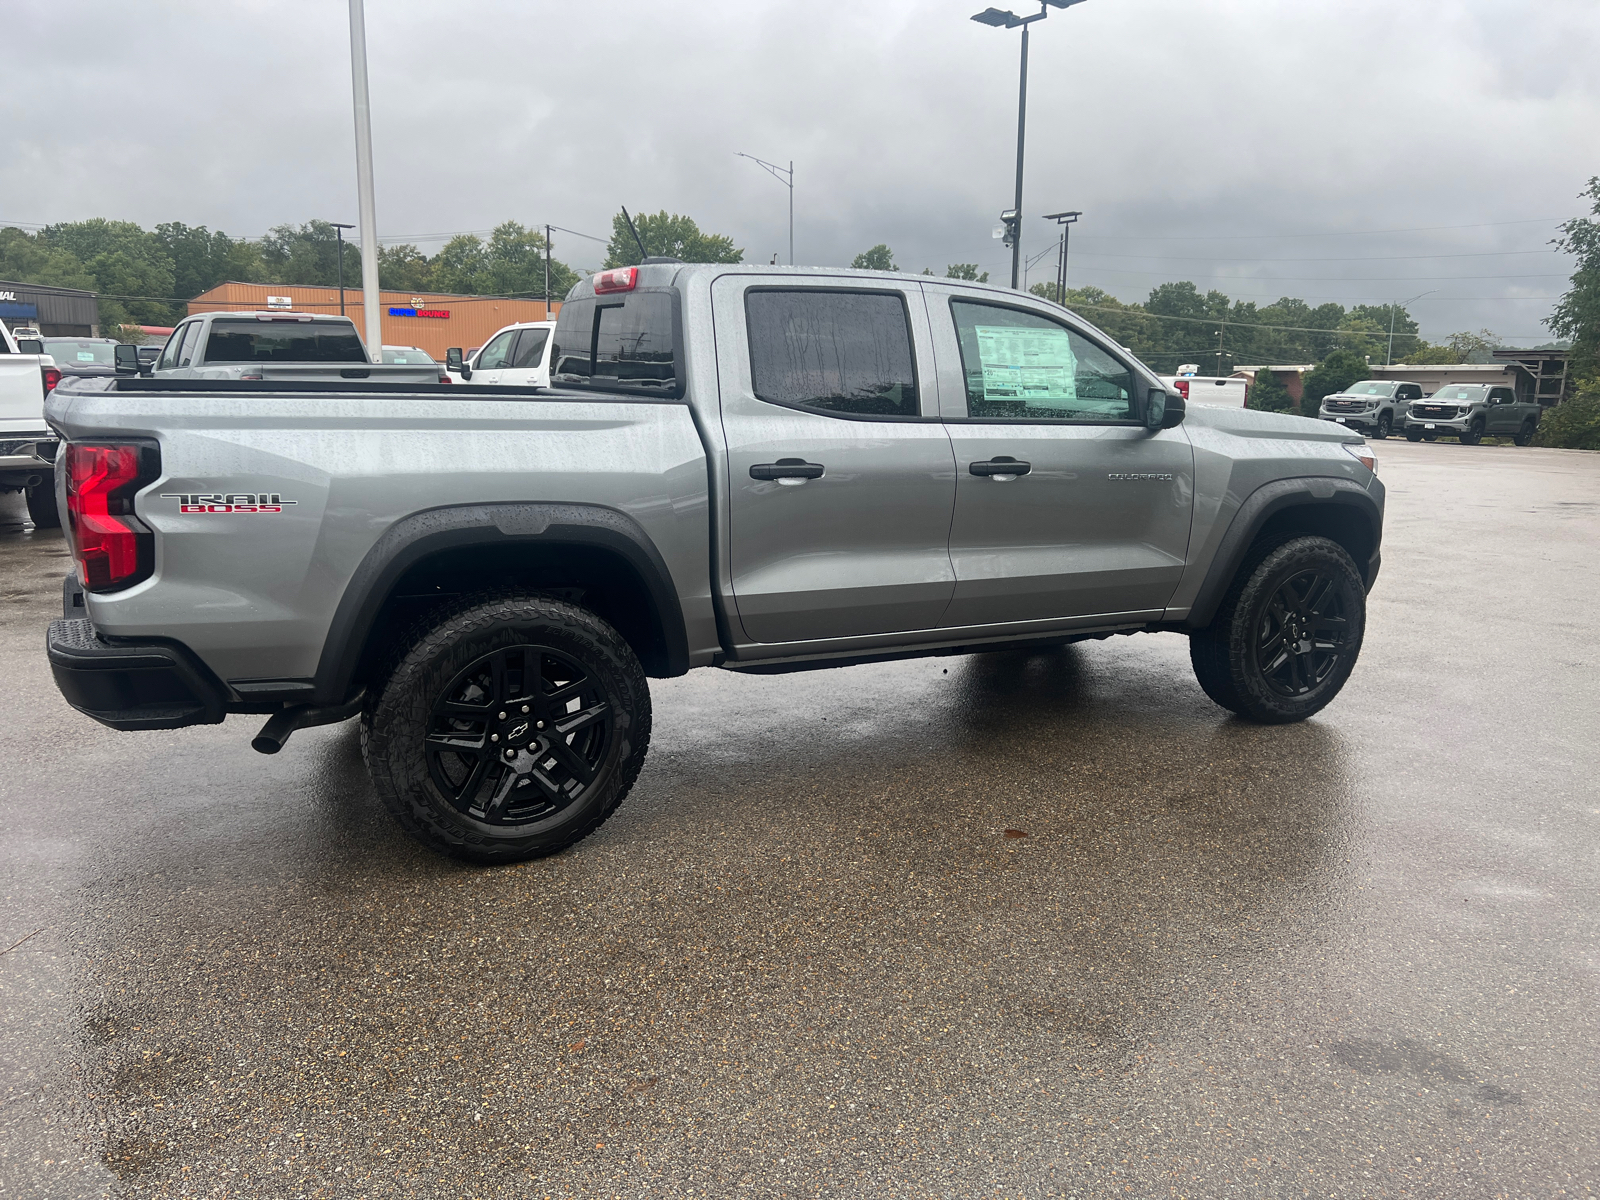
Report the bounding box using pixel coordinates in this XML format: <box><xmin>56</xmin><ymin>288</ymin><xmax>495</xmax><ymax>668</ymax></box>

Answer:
<box><xmin>1344</xmin><ymin>381</ymin><xmax>1395</xmax><ymax>396</ymax></box>
<box><xmin>202</xmin><ymin>319</ymin><xmax>367</xmax><ymax>364</ymax></box>
<box><xmin>43</xmin><ymin>339</ymin><xmax>116</xmax><ymax>366</ymax></box>
<box><xmin>1432</xmin><ymin>385</ymin><xmax>1489</xmax><ymax>402</ymax></box>
<box><xmin>382</xmin><ymin>348</ymin><xmax>437</xmax><ymax>365</ymax></box>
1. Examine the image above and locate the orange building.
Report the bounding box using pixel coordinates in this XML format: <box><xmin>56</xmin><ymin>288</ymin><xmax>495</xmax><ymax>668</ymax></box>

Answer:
<box><xmin>187</xmin><ymin>282</ymin><xmax>558</xmax><ymax>358</ymax></box>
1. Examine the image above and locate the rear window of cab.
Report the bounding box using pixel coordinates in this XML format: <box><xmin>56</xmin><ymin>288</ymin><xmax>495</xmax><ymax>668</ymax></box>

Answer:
<box><xmin>551</xmin><ymin>292</ymin><xmax>680</xmax><ymax>395</ymax></box>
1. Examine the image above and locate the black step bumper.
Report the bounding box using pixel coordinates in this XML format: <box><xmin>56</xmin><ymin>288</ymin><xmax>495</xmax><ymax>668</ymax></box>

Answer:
<box><xmin>47</xmin><ymin>618</ymin><xmax>228</xmax><ymax>731</ymax></box>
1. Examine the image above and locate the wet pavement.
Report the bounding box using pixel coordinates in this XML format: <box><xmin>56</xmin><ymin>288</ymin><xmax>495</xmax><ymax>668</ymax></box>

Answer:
<box><xmin>2</xmin><ymin>439</ymin><xmax>1597</xmax><ymax>1199</ymax></box>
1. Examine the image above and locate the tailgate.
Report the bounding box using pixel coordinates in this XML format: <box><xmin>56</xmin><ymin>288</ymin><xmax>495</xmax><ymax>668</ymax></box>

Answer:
<box><xmin>0</xmin><ymin>357</ymin><xmax>47</xmax><ymax>433</ymax></box>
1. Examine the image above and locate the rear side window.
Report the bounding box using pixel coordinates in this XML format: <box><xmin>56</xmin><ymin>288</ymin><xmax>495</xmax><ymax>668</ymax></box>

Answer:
<box><xmin>950</xmin><ymin>300</ymin><xmax>1135</xmax><ymax>423</ymax></box>
<box><xmin>512</xmin><ymin>328</ymin><xmax>549</xmax><ymax>368</ymax></box>
<box><xmin>744</xmin><ymin>289</ymin><xmax>918</xmax><ymax>418</ymax></box>
<box><xmin>551</xmin><ymin>293</ymin><xmax>679</xmax><ymax>393</ymax></box>
<box><xmin>202</xmin><ymin>320</ymin><xmax>367</xmax><ymax>364</ymax></box>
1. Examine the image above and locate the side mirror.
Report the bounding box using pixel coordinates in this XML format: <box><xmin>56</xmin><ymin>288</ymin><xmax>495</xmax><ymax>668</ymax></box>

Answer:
<box><xmin>18</xmin><ymin>339</ymin><xmax>43</xmax><ymax>355</ymax></box>
<box><xmin>114</xmin><ymin>344</ymin><xmax>141</xmax><ymax>374</ymax></box>
<box><xmin>1146</xmin><ymin>388</ymin><xmax>1184</xmax><ymax>431</ymax></box>
<box><xmin>445</xmin><ymin>347</ymin><xmax>471</xmax><ymax>380</ymax></box>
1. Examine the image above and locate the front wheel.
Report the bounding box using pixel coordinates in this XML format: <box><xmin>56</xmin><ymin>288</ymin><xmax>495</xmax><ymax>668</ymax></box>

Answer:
<box><xmin>1189</xmin><ymin>536</ymin><xmax>1366</xmax><ymax>724</ymax></box>
<box><xmin>1514</xmin><ymin>419</ymin><xmax>1536</xmax><ymax>447</ymax></box>
<box><xmin>1458</xmin><ymin>419</ymin><xmax>1484</xmax><ymax>446</ymax></box>
<box><xmin>362</xmin><ymin>593</ymin><xmax>651</xmax><ymax>863</ymax></box>
<box><xmin>1374</xmin><ymin>412</ymin><xmax>1392</xmax><ymax>439</ymax></box>
<box><xmin>1405</xmin><ymin>427</ymin><xmax>1424</xmax><ymax>443</ymax></box>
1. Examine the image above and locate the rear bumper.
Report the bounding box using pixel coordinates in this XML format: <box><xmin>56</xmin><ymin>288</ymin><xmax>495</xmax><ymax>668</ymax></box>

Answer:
<box><xmin>47</xmin><ymin>617</ymin><xmax>228</xmax><ymax>731</ymax></box>
<box><xmin>0</xmin><ymin>436</ymin><xmax>57</xmax><ymax>488</ymax></box>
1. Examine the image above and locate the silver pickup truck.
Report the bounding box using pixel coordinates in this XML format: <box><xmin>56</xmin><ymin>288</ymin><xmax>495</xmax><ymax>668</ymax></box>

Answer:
<box><xmin>43</xmin><ymin>263</ymin><xmax>1384</xmax><ymax>863</ymax></box>
<box><xmin>131</xmin><ymin>310</ymin><xmax>448</xmax><ymax>384</ymax></box>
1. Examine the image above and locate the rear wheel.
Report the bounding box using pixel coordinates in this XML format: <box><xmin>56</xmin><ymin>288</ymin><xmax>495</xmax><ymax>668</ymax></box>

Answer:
<box><xmin>1189</xmin><ymin>536</ymin><xmax>1366</xmax><ymax>724</ymax></box>
<box><xmin>1374</xmin><ymin>412</ymin><xmax>1392</xmax><ymax>439</ymax></box>
<box><xmin>362</xmin><ymin>593</ymin><xmax>651</xmax><ymax>863</ymax></box>
<box><xmin>1458</xmin><ymin>419</ymin><xmax>1484</xmax><ymax>446</ymax></box>
<box><xmin>1514</xmin><ymin>419</ymin><xmax>1536</xmax><ymax>447</ymax></box>
<box><xmin>25</xmin><ymin>484</ymin><xmax>59</xmax><ymax>529</ymax></box>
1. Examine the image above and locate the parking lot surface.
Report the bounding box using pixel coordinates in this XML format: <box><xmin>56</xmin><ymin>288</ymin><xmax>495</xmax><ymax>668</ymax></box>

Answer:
<box><xmin>2</xmin><ymin>439</ymin><xmax>1597</xmax><ymax>1199</ymax></box>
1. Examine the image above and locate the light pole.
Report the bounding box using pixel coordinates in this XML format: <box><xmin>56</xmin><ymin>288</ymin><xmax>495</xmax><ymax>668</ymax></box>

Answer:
<box><xmin>1386</xmin><ymin>290</ymin><xmax>1434</xmax><ymax>365</ymax></box>
<box><xmin>972</xmin><ymin>0</ymin><xmax>1088</xmax><ymax>291</ymax></box>
<box><xmin>328</xmin><ymin>222</ymin><xmax>355</xmax><ymax>315</ymax></box>
<box><xmin>737</xmin><ymin>153</ymin><xmax>794</xmax><ymax>265</ymax></box>
<box><xmin>346</xmin><ymin>0</ymin><xmax>383</xmax><ymax>362</ymax></box>
<box><xmin>1041</xmin><ymin>210</ymin><xmax>1080</xmax><ymax>302</ymax></box>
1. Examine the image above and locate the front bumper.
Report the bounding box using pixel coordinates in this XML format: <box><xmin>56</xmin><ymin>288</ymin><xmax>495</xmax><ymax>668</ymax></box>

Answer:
<box><xmin>47</xmin><ymin>617</ymin><xmax>228</xmax><ymax>731</ymax></box>
<box><xmin>1405</xmin><ymin>414</ymin><xmax>1470</xmax><ymax>432</ymax></box>
<box><xmin>1320</xmin><ymin>412</ymin><xmax>1379</xmax><ymax>429</ymax></box>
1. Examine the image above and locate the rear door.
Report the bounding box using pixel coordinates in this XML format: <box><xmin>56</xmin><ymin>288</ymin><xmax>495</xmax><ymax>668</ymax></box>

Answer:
<box><xmin>500</xmin><ymin>325</ymin><xmax>552</xmax><ymax>388</ymax></box>
<box><xmin>927</xmin><ymin>288</ymin><xmax>1194</xmax><ymax>628</ymax></box>
<box><xmin>713</xmin><ymin>277</ymin><xmax>957</xmax><ymax>645</ymax></box>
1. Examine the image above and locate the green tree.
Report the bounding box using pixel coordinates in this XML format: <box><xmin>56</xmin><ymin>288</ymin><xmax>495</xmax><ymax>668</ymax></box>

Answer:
<box><xmin>1398</xmin><ymin>328</ymin><xmax>1500</xmax><ymax>365</ymax></box>
<box><xmin>259</xmin><ymin>220</ymin><xmax>361</xmax><ymax>288</ymax></box>
<box><xmin>1531</xmin><ymin>376</ymin><xmax>1600</xmax><ymax>450</ymax></box>
<box><xmin>850</xmin><ymin>244</ymin><xmax>896</xmax><ymax>271</ymax></box>
<box><xmin>0</xmin><ymin>227</ymin><xmax>96</xmax><ymax>292</ymax></box>
<box><xmin>41</xmin><ymin>218</ymin><xmax>178</xmax><ymax>327</ymax></box>
<box><xmin>378</xmin><ymin>244</ymin><xmax>435</xmax><ymax>293</ymax></box>
<box><xmin>603</xmin><ymin>210</ymin><xmax>741</xmax><ymax>269</ymax></box>
<box><xmin>154</xmin><ymin>222</ymin><xmax>263</xmax><ymax>299</ymax></box>
<box><xmin>1550</xmin><ymin>177</ymin><xmax>1600</xmax><ymax>377</ymax></box>
<box><xmin>945</xmin><ymin>263</ymin><xmax>989</xmax><ymax>283</ymax></box>
<box><xmin>1250</xmin><ymin>367</ymin><xmax>1294</xmax><ymax>413</ymax></box>
<box><xmin>1301</xmin><ymin>348</ymin><xmax>1369</xmax><ymax>417</ymax></box>
<box><xmin>425</xmin><ymin>223</ymin><xmax>575</xmax><ymax>297</ymax></box>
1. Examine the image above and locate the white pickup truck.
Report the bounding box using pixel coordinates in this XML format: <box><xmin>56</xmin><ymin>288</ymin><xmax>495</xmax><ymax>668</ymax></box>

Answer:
<box><xmin>0</xmin><ymin>322</ymin><xmax>62</xmax><ymax>526</ymax></box>
<box><xmin>1157</xmin><ymin>365</ymin><xmax>1248</xmax><ymax>408</ymax></box>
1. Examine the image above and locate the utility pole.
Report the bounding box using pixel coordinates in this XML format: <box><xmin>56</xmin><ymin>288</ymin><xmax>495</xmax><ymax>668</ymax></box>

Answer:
<box><xmin>544</xmin><ymin>224</ymin><xmax>553</xmax><ymax>316</ymax></box>
<box><xmin>1041</xmin><ymin>210</ymin><xmax>1081</xmax><ymax>302</ymax></box>
<box><xmin>1216</xmin><ymin>323</ymin><xmax>1225</xmax><ymax>377</ymax></box>
<box><xmin>972</xmin><ymin>1</ymin><xmax>1088</xmax><ymax>291</ymax></box>
<box><xmin>737</xmin><ymin>153</ymin><xmax>794</xmax><ymax>265</ymax></box>
<box><xmin>346</xmin><ymin>0</ymin><xmax>383</xmax><ymax>362</ymax></box>
<box><xmin>1387</xmin><ymin>290</ymin><xmax>1434</xmax><ymax>365</ymax></box>
<box><xmin>329</xmin><ymin>222</ymin><xmax>355</xmax><ymax>315</ymax></box>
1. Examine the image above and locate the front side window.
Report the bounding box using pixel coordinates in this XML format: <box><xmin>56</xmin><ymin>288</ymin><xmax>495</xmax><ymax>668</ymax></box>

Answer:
<box><xmin>951</xmin><ymin>300</ymin><xmax>1134</xmax><ymax>422</ymax></box>
<box><xmin>745</xmin><ymin>289</ymin><xmax>918</xmax><ymax>418</ymax></box>
<box><xmin>475</xmin><ymin>330</ymin><xmax>517</xmax><ymax>370</ymax></box>
<box><xmin>158</xmin><ymin>325</ymin><xmax>188</xmax><ymax>369</ymax></box>
<box><xmin>512</xmin><ymin>327</ymin><xmax>550</xmax><ymax>368</ymax></box>
<box><xmin>177</xmin><ymin>323</ymin><xmax>201</xmax><ymax>367</ymax></box>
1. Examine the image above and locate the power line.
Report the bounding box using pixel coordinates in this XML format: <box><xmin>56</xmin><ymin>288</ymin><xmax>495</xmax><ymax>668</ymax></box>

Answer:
<box><xmin>1071</xmin><ymin>248</ymin><xmax>1562</xmax><ymax>264</ymax></box>
<box><xmin>1072</xmin><ymin>216</ymin><xmax>1565</xmax><ymax>242</ymax></box>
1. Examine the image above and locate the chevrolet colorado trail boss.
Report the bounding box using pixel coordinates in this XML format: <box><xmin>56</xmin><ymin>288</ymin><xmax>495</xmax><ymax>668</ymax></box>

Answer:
<box><xmin>44</xmin><ymin>263</ymin><xmax>1384</xmax><ymax>863</ymax></box>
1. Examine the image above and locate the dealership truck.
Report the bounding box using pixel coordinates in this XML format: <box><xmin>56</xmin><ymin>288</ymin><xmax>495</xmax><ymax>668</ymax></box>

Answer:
<box><xmin>0</xmin><ymin>320</ymin><xmax>63</xmax><ymax>526</ymax></box>
<box><xmin>44</xmin><ymin>263</ymin><xmax>1384</xmax><ymax>863</ymax></box>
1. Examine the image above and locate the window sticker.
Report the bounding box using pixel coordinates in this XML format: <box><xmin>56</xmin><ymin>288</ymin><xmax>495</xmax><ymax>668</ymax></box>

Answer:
<box><xmin>77</xmin><ymin>351</ymin><xmax>97</xmax><ymax>362</ymax></box>
<box><xmin>973</xmin><ymin>325</ymin><xmax>1078</xmax><ymax>408</ymax></box>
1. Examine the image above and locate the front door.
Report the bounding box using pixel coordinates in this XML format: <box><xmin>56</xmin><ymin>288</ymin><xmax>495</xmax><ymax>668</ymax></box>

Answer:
<box><xmin>1485</xmin><ymin>386</ymin><xmax>1521</xmax><ymax>434</ymax></box>
<box><xmin>470</xmin><ymin>327</ymin><xmax>517</xmax><ymax>386</ymax></box>
<box><xmin>929</xmin><ymin>291</ymin><xmax>1194</xmax><ymax>628</ymax></box>
<box><xmin>714</xmin><ymin>277</ymin><xmax>957</xmax><ymax>645</ymax></box>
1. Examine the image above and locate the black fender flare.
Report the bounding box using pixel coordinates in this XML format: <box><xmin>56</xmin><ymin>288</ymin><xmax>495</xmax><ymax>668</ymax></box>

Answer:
<box><xmin>1182</xmin><ymin>477</ymin><xmax>1383</xmax><ymax>631</ymax></box>
<box><xmin>312</xmin><ymin>502</ymin><xmax>690</xmax><ymax>702</ymax></box>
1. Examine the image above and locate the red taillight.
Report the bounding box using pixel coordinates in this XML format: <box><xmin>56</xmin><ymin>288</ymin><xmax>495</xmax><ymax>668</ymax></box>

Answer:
<box><xmin>593</xmin><ymin>266</ymin><xmax>638</xmax><ymax>294</ymax></box>
<box><xmin>42</xmin><ymin>365</ymin><xmax>61</xmax><ymax>392</ymax></box>
<box><xmin>64</xmin><ymin>442</ymin><xmax>157</xmax><ymax>592</ymax></box>
<box><xmin>1173</xmin><ymin>379</ymin><xmax>1190</xmax><ymax>400</ymax></box>
<box><xmin>438</xmin><ymin>371</ymin><xmax>451</xmax><ymax>384</ymax></box>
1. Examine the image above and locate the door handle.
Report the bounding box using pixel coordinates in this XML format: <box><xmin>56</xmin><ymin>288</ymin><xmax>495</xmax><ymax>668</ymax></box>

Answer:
<box><xmin>969</xmin><ymin>457</ymin><xmax>1031</xmax><ymax>478</ymax></box>
<box><xmin>750</xmin><ymin>459</ymin><xmax>825</xmax><ymax>481</ymax></box>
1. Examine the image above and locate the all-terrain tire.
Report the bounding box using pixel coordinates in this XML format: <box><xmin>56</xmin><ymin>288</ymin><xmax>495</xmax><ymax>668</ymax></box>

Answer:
<box><xmin>25</xmin><ymin>484</ymin><xmax>60</xmax><ymax>529</ymax></box>
<box><xmin>1514</xmin><ymin>419</ymin><xmax>1536</xmax><ymax>447</ymax></box>
<box><xmin>1188</xmin><ymin>535</ymin><xmax>1366</xmax><ymax>724</ymax></box>
<box><xmin>362</xmin><ymin>593</ymin><xmax>651</xmax><ymax>864</ymax></box>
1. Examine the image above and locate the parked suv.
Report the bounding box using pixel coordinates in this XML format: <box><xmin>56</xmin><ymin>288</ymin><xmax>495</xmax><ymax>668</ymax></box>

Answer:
<box><xmin>1318</xmin><ymin>380</ymin><xmax>1422</xmax><ymax>439</ymax></box>
<box><xmin>1404</xmin><ymin>383</ymin><xmax>1540</xmax><ymax>446</ymax></box>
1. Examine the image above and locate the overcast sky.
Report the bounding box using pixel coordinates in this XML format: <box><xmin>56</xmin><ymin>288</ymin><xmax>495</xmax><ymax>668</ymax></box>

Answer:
<box><xmin>4</xmin><ymin>0</ymin><xmax>1597</xmax><ymax>342</ymax></box>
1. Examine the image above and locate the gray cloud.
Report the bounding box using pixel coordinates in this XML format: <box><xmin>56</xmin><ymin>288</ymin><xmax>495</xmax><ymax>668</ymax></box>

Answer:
<box><xmin>4</xmin><ymin>0</ymin><xmax>1596</xmax><ymax>341</ymax></box>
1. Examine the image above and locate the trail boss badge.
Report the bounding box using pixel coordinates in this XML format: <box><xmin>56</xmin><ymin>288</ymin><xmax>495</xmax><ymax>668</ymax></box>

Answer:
<box><xmin>162</xmin><ymin>493</ymin><xmax>298</xmax><ymax>514</ymax></box>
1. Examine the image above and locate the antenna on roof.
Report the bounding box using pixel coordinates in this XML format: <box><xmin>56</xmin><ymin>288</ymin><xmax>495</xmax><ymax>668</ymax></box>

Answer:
<box><xmin>619</xmin><ymin>207</ymin><xmax>649</xmax><ymax>263</ymax></box>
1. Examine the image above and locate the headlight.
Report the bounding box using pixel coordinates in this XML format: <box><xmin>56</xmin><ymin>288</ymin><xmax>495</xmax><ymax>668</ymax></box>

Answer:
<box><xmin>1365</xmin><ymin>401</ymin><xmax>1379</xmax><ymax>410</ymax></box>
<box><xmin>1342</xmin><ymin>443</ymin><xmax>1376</xmax><ymax>473</ymax></box>
<box><xmin>1458</xmin><ymin>407</ymin><xmax>1472</xmax><ymax>417</ymax></box>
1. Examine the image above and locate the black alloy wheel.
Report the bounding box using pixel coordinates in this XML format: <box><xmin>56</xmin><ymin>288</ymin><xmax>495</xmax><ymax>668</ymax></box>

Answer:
<box><xmin>363</xmin><ymin>593</ymin><xmax>651</xmax><ymax>863</ymax></box>
<box><xmin>1375</xmin><ymin>412</ymin><xmax>1392</xmax><ymax>439</ymax></box>
<box><xmin>426</xmin><ymin>644</ymin><xmax>611</xmax><ymax>826</ymax></box>
<box><xmin>1458</xmin><ymin>419</ymin><xmax>1484</xmax><ymax>446</ymax></box>
<box><xmin>1514</xmin><ymin>419</ymin><xmax>1537</xmax><ymax>447</ymax></box>
<box><xmin>1252</xmin><ymin>567</ymin><xmax>1353</xmax><ymax>698</ymax></box>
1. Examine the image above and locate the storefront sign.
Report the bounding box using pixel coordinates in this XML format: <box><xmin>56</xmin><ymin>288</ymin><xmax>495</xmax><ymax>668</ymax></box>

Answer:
<box><xmin>388</xmin><ymin>307</ymin><xmax>451</xmax><ymax>319</ymax></box>
<box><xmin>266</xmin><ymin>296</ymin><xmax>292</xmax><ymax>309</ymax></box>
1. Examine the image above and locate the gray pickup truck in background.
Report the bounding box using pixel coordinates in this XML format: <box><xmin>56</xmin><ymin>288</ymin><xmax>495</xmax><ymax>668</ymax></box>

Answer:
<box><xmin>129</xmin><ymin>310</ymin><xmax>448</xmax><ymax>384</ymax></box>
<box><xmin>44</xmin><ymin>263</ymin><xmax>1385</xmax><ymax>863</ymax></box>
<box><xmin>1404</xmin><ymin>382</ymin><xmax>1541</xmax><ymax>445</ymax></box>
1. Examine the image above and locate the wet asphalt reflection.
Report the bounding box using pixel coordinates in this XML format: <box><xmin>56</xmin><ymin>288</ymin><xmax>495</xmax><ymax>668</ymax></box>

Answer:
<box><xmin>1</xmin><ymin>440</ymin><xmax>1597</xmax><ymax>1198</ymax></box>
